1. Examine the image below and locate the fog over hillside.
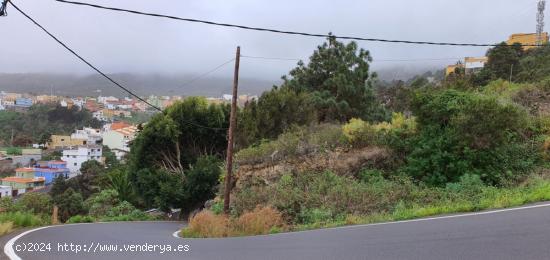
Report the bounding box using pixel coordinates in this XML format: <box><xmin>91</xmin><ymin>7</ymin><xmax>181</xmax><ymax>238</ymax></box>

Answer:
<box><xmin>0</xmin><ymin>64</ymin><xmax>442</xmax><ymax>97</ymax></box>
<box><xmin>0</xmin><ymin>73</ymin><xmax>279</xmax><ymax>97</ymax></box>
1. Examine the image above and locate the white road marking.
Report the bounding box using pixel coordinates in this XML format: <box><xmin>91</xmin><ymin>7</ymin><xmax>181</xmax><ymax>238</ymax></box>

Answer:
<box><xmin>4</xmin><ymin>226</ymin><xmax>53</xmax><ymax>260</ymax></box>
<box><xmin>3</xmin><ymin>222</ymin><xmax>182</xmax><ymax>259</ymax></box>
<box><xmin>172</xmin><ymin>230</ymin><xmax>180</xmax><ymax>238</ymax></box>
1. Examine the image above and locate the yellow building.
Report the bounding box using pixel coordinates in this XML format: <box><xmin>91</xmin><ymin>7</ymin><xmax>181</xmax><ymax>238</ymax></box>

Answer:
<box><xmin>48</xmin><ymin>135</ymin><xmax>87</xmax><ymax>148</ymax></box>
<box><xmin>102</xmin><ymin>109</ymin><xmax>115</xmax><ymax>120</ymax></box>
<box><xmin>445</xmin><ymin>64</ymin><xmax>464</xmax><ymax>76</ymax></box>
<box><xmin>507</xmin><ymin>33</ymin><xmax>549</xmax><ymax>50</ymax></box>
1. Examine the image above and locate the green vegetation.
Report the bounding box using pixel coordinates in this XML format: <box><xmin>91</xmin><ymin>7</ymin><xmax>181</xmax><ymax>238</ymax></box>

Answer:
<box><xmin>5</xmin><ymin>38</ymin><xmax>550</xmax><ymax>239</ymax></box>
<box><xmin>0</xmin><ymin>104</ymin><xmax>100</xmax><ymax>146</ymax></box>
<box><xmin>5</xmin><ymin>147</ymin><xmax>22</xmax><ymax>155</ymax></box>
<box><xmin>128</xmin><ymin>97</ymin><xmax>226</xmax><ymax>212</ymax></box>
<box><xmin>236</xmin><ymin>124</ymin><xmax>345</xmax><ymax>164</ymax></box>
<box><xmin>179</xmin><ymin>40</ymin><xmax>550</xmax><ymax>238</ymax></box>
<box><xmin>237</xmin><ymin>36</ymin><xmax>387</xmax><ymax>148</ymax></box>
<box><xmin>0</xmin><ymin>212</ymin><xmax>46</xmax><ymax>228</ymax></box>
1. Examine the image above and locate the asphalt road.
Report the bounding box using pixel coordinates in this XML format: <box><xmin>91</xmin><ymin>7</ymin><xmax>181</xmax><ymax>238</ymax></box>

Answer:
<box><xmin>5</xmin><ymin>203</ymin><xmax>550</xmax><ymax>260</ymax></box>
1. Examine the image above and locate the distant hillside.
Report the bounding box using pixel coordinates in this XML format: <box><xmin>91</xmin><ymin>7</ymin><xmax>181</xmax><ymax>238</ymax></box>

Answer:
<box><xmin>374</xmin><ymin>65</ymin><xmax>443</xmax><ymax>82</ymax></box>
<box><xmin>0</xmin><ymin>73</ymin><xmax>278</xmax><ymax>97</ymax></box>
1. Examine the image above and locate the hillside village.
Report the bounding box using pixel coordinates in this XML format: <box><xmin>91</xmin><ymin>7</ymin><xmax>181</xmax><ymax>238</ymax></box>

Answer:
<box><xmin>445</xmin><ymin>32</ymin><xmax>549</xmax><ymax>76</ymax></box>
<box><xmin>0</xmin><ymin>92</ymin><xmax>257</xmax><ymax>198</ymax></box>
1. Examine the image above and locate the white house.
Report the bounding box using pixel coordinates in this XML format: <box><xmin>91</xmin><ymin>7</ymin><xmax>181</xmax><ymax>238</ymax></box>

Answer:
<box><xmin>465</xmin><ymin>57</ymin><xmax>488</xmax><ymax>74</ymax></box>
<box><xmin>71</xmin><ymin>98</ymin><xmax>84</xmax><ymax>109</ymax></box>
<box><xmin>71</xmin><ymin>127</ymin><xmax>103</xmax><ymax>145</ymax></box>
<box><xmin>62</xmin><ymin>145</ymin><xmax>103</xmax><ymax>173</ymax></box>
<box><xmin>102</xmin><ymin>125</ymin><xmax>138</xmax><ymax>160</ymax></box>
<box><xmin>222</xmin><ymin>94</ymin><xmax>233</xmax><ymax>101</ymax></box>
<box><xmin>93</xmin><ymin>110</ymin><xmax>106</xmax><ymax>122</ymax></box>
<box><xmin>98</xmin><ymin>96</ymin><xmax>119</xmax><ymax>104</ymax></box>
<box><xmin>0</xmin><ymin>186</ymin><xmax>12</xmax><ymax>198</ymax></box>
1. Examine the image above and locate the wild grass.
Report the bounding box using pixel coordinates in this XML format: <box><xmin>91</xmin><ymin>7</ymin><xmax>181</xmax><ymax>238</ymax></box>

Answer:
<box><xmin>180</xmin><ymin>206</ymin><xmax>286</xmax><ymax>238</ymax></box>
<box><xmin>0</xmin><ymin>222</ymin><xmax>13</xmax><ymax>236</ymax></box>
<box><xmin>295</xmin><ymin>174</ymin><xmax>550</xmax><ymax>231</ymax></box>
<box><xmin>203</xmin><ymin>170</ymin><xmax>550</xmax><ymax>237</ymax></box>
<box><xmin>0</xmin><ymin>212</ymin><xmax>45</xmax><ymax>228</ymax></box>
<box><xmin>66</xmin><ymin>215</ymin><xmax>95</xmax><ymax>224</ymax></box>
<box><xmin>181</xmin><ymin>211</ymin><xmax>230</xmax><ymax>238</ymax></box>
<box><xmin>236</xmin><ymin>124</ymin><xmax>345</xmax><ymax>165</ymax></box>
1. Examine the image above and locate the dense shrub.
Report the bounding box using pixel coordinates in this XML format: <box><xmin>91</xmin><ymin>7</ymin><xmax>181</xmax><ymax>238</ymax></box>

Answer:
<box><xmin>99</xmin><ymin>210</ymin><xmax>153</xmax><ymax>222</ymax></box>
<box><xmin>5</xmin><ymin>147</ymin><xmax>22</xmax><ymax>155</ymax></box>
<box><xmin>236</xmin><ymin>124</ymin><xmax>345</xmax><ymax>164</ymax></box>
<box><xmin>86</xmin><ymin>189</ymin><xmax>120</xmax><ymax>218</ymax></box>
<box><xmin>84</xmin><ymin>189</ymin><xmax>150</xmax><ymax>221</ymax></box>
<box><xmin>403</xmin><ymin>89</ymin><xmax>536</xmax><ymax>186</ymax></box>
<box><xmin>0</xmin><ymin>197</ymin><xmax>18</xmax><ymax>212</ymax></box>
<box><xmin>236</xmin><ymin>87</ymin><xmax>317</xmax><ymax>148</ymax></box>
<box><xmin>298</xmin><ymin>208</ymin><xmax>333</xmax><ymax>225</ymax></box>
<box><xmin>233</xmin><ymin>171</ymin><xmax>420</xmax><ymax>223</ymax></box>
<box><xmin>66</xmin><ymin>215</ymin><xmax>95</xmax><ymax>224</ymax></box>
<box><xmin>16</xmin><ymin>193</ymin><xmax>53</xmax><ymax>215</ymax></box>
<box><xmin>55</xmin><ymin>188</ymin><xmax>85</xmax><ymax>223</ymax></box>
<box><xmin>342</xmin><ymin>113</ymin><xmax>416</xmax><ymax>148</ymax></box>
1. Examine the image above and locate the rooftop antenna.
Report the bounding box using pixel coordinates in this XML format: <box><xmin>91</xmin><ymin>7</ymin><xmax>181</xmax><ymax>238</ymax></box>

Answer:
<box><xmin>537</xmin><ymin>0</ymin><xmax>546</xmax><ymax>46</ymax></box>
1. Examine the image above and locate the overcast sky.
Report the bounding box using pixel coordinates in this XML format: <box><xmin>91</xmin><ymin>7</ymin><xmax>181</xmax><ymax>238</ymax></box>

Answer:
<box><xmin>1</xmin><ymin>0</ymin><xmax>545</xmax><ymax>82</ymax></box>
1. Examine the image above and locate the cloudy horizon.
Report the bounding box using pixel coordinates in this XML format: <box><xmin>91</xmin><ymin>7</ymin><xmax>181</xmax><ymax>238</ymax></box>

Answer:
<box><xmin>1</xmin><ymin>0</ymin><xmax>545</xmax><ymax>84</ymax></box>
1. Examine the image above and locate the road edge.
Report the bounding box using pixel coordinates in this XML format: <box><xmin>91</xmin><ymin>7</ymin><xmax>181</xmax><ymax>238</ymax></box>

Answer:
<box><xmin>175</xmin><ymin>201</ymin><xmax>550</xmax><ymax>240</ymax></box>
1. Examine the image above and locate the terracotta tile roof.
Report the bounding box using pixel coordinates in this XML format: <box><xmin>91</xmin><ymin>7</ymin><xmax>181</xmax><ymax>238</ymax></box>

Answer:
<box><xmin>15</xmin><ymin>168</ymin><xmax>35</xmax><ymax>173</ymax></box>
<box><xmin>111</xmin><ymin>122</ymin><xmax>131</xmax><ymax>130</ymax></box>
<box><xmin>1</xmin><ymin>177</ymin><xmax>45</xmax><ymax>184</ymax></box>
<box><xmin>114</xmin><ymin>125</ymin><xmax>138</xmax><ymax>136</ymax></box>
<box><xmin>51</xmin><ymin>160</ymin><xmax>67</xmax><ymax>164</ymax></box>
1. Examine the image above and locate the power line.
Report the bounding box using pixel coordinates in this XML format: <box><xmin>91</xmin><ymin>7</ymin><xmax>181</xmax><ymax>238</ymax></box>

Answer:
<box><xmin>375</xmin><ymin>57</ymin><xmax>461</xmax><ymax>62</ymax></box>
<box><xmin>8</xmin><ymin>1</ymin><xmax>161</xmax><ymax>111</ymax></box>
<box><xmin>178</xmin><ymin>58</ymin><xmax>235</xmax><ymax>89</ymax></box>
<box><xmin>241</xmin><ymin>55</ymin><xmax>301</xmax><ymax>61</ymax></box>
<box><xmin>242</xmin><ymin>54</ymin><xmax>462</xmax><ymax>63</ymax></box>
<box><xmin>54</xmin><ymin>0</ymin><xmax>539</xmax><ymax>47</ymax></box>
<box><xmin>9</xmin><ymin>1</ymin><xmax>228</xmax><ymax>131</ymax></box>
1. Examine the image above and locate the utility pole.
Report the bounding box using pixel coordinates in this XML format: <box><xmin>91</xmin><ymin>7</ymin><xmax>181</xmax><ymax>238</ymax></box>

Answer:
<box><xmin>509</xmin><ymin>64</ymin><xmax>514</xmax><ymax>83</ymax></box>
<box><xmin>10</xmin><ymin>129</ymin><xmax>14</xmax><ymax>146</ymax></box>
<box><xmin>537</xmin><ymin>0</ymin><xmax>546</xmax><ymax>46</ymax></box>
<box><xmin>0</xmin><ymin>0</ymin><xmax>8</xmax><ymax>17</ymax></box>
<box><xmin>223</xmin><ymin>46</ymin><xmax>240</xmax><ymax>215</ymax></box>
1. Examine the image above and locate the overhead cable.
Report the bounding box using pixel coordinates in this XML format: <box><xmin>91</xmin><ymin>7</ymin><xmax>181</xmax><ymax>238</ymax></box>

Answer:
<box><xmin>55</xmin><ymin>0</ymin><xmax>539</xmax><ymax>47</ymax></box>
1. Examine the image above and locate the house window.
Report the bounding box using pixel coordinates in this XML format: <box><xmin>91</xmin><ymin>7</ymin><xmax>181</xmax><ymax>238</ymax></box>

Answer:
<box><xmin>61</xmin><ymin>139</ymin><xmax>65</xmax><ymax>141</ymax></box>
<box><xmin>73</xmin><ymin>156</ymin><xmax>76</xmax><ymax>158</ymax></box>
<box><xmin>74</xmin><ymin>163</ymin><xmax>77</xmax><ymax>166</ymax></box>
